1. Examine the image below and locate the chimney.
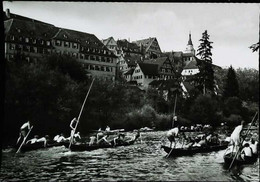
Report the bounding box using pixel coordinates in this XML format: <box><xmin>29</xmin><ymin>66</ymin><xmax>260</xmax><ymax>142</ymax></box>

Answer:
<box><xmin>6</xmin><ymin>9</ymin><xmax>10</xmax><ymax>19</ymax></box>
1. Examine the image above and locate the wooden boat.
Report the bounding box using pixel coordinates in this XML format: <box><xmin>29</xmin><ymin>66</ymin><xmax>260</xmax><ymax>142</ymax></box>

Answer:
<box><xmin>161</xmin><ymin>143</ymin><xmax>228</xmax><ymax>157</ymax></box>
<box><xmin>17</xmin><ymin>141</ymin><xmax>68</xmax><ymax>152</ymax></box>
<box><xmin>68</xmin><ymin>140</ymin><xmax>135</xmax><ymax>152</ymax></box>
<box><xmin>223</xmin><ymin>152</ymin><xmax>258</xmax><ymax>166</ymax></box>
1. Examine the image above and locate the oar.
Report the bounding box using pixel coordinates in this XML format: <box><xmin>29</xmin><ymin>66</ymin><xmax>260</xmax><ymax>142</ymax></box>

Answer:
<box><xmin>69</xmin><ymin>78</ymin><xmax>95</xmax><ymax>149</ymax></box>
<box><xmin>16</xmin><ymin>126</ymin><xmax>34</xmax><ymax>153</ymax></box>
<box><xmin>228</xmin><ymin>112</ymin><xmax>258</xmax><ymax>170</ymax></box>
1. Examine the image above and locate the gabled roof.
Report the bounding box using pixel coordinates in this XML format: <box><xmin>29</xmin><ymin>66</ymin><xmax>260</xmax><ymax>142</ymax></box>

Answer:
<box><xmin>138</xmin><ymin>63</ymin><xmax>159</xmax><ymax>76</ymax></box>
<box><xmin>183</xmin><ymin>60</ymin><xmax>198</xmax><ymax>69</ymax></box>
<box><xmin>134</xmin><ymin>37</ymin><xmax>161</xmax><ymax>53</ymax></box>
<box><xmin>143</xmin><ymin>57</ymin><xmax>168</xmax><ymax>66</ymax></box>
<box><xmin>102</xmin><ymin>37</ymin><xmax>117</xmax><ymax>46</ymax></box>
<box><xmin>117</xmin><ymin>39</ymin><xmax>140</xmax><ymax>50</ymax></box>
<box><xmin>124</xmin><ymin>68</ymin><xmax>135</xmax><ymax>75</ymax></box>
<box><xmin>4</xmin><ymin>18</ymin><xmax>57</xmax><ymax>40</ymax></box>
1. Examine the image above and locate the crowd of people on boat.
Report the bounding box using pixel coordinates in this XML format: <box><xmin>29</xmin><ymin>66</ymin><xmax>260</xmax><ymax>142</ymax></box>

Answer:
<box><xmin>16</xmin><ymin>118</ymin><xmax>141</xmax><ymax>149</ymax></box>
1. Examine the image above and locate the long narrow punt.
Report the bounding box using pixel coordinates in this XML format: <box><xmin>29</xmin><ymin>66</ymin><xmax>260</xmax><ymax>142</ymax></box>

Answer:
<box><xmin>224</xmin><ymin>153</ymin><xmax>258</xmax><ymax>166</ymax></box>
<box><xmin>17</xmin><ymin>142</ymin><xmax>68</xmax><ymax>152</ymax></box>
<box><xmin>68</xmin><ymin>140</ymin><xmax>135</xmax><ymax>152</ymax></box>
<box><xmin>161</xmin><ymin>144</ymin><xmax>228</xmax><ymax>157</ymax></box>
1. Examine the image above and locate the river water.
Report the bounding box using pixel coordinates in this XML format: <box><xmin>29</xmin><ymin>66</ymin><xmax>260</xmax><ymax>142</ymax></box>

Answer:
<box><xmin>1</xmin><ymin>131</ymin><xmax>259</xmax><ymax>181</ymax></box>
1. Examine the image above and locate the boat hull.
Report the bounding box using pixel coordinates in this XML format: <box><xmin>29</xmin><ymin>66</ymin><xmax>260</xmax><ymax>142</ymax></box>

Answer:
<box><xmin>68</xmin><ymin>140</ymin><xmax>135</xmax><ymax>151</ymax></box>
<box><xmin>17</xmin><ymin>142</ymin><xmax>68</xmax><ymax>152</ymax></box>
<box><xmin>161</xmin><ymin>144</ymin><xmax>228</xmax><ymax>157</ymax></box>
<box><xmin>223</xmin><ymin>153</ymin><xmax>258</xmax><ymax>166</ymax></box>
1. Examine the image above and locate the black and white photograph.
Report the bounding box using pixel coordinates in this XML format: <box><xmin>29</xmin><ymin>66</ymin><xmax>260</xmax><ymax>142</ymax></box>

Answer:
<box><xmin>1</xmin><ymin>1</ymin><xmax>259</xmax><ymax>181</ymax></box>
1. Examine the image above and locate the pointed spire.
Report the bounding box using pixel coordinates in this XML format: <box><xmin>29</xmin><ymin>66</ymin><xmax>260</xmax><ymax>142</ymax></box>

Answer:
<box><xmin>188</xmin><ymin>31</ymin><xmax>193</xmax><ymax>46</ymax></box>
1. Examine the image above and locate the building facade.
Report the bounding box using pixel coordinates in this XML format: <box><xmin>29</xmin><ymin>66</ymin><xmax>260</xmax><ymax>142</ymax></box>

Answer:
<box><xmin>4</xmin><ymin>9</ymin><xmax>117</xmax><ymax>81</ymax></box>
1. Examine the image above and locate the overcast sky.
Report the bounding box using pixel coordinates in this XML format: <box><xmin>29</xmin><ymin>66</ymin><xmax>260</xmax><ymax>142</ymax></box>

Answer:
<box><xmin>3</xmin><ymin>1</ymin><xmax>260</xmax><ymax>69</ymax></box>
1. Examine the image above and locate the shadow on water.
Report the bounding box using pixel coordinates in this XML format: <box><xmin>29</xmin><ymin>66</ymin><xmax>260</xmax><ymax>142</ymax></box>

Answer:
<box><xmin>1</xmin><ymin>131</ymin><xmax>259</xmax><ymax>181</ymax></box>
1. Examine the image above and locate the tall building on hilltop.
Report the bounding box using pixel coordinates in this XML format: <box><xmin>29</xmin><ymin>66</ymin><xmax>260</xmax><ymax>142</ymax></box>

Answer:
<box><xmin>4</xmin><ymin>9</ymin><xmax>117</xmax><ymax>81</ymax></box>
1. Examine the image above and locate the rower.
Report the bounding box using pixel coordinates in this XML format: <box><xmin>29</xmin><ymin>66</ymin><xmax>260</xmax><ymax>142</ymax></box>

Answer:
<box><xmin>56</xmin><ymin>133</ymin><xmax>67</xmax><ymax>143</ymax></box>
<box><xmin>250</xmin><ymin>139</ymin><xmax>258</xmax><ymax>155</ymax></box>
<box><xmin>240</xmin><ymin>143</ymin><xmax>253</xmax><ymax>161</ymax></box>
<box><xmin>89</xmin><ymin>136</ymin><xmax>97</xmax><ymax>146</ymax></box>
<box><xmin>97</xmin><ymin>134</ymin><xmax>111</xmax><ymax>145</ymax></box>
<box><xmin>36</xmin><ymin>135</ymin><xmax>49</xmax><ymax>147</ymax></box>
<box><xmin>26</xmin><ymin>135</ymin><xmax>39</xmax><ymax>144</ymax></box>
<box><xmin>105</xmin><ymin>126</ymin><xmax>110</xmax><ymax>131</ymax></box>
<box><xmin>16</xmin><ymin>121</ymin><xmax>32</xmax><ymax>145</ymax></box>
<box><xmin>69</xmin><ymin>117</ymin><xmax>78</xmax><ymax>144</ymax></box>
<box><xmin>53</xmin><ymin>134</ymin><xmax>60</xmax><ymax>142</ymax></box>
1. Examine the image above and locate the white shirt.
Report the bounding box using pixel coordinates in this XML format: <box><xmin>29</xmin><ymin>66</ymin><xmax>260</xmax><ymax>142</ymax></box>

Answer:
<box><xmin>21</xmin><ymin>122</ymin><xmax>30</xmax><ymax>130</ymax></box>
<box><xmin>57</xmin><ymin>136</ymin><xmax>66</xmax><ymax>143</ymax></box>
<box><xmin>53</xmin><ymin>135</ymin><xmax>60</xmax><ymax>141</ymax></box>
<box><xmin>250</xmin><ymin>141</ymin><xmax>258</xmax><ymax>154</ymax></box>
<box><xmin>230</xmin><ymin>125</ymin><xmax>243</xmax><ymax>139</ymax></box>
<box><xmin>167</xmin><ymin>127</ymin><xmax>179</xmax><ymax>137</ymax></box>
<box><xmin>241</xmin><ymin>147</ymin><xmax>253</xmax><ymax>157</ymax></box>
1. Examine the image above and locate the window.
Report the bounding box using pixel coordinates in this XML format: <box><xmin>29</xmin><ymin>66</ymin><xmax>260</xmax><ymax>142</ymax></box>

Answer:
<box><xmin>17</xmin><ymin>28</ymin><xmax>21</xmax><ymax>33</ymax></box>
<box><xmin>19</xmin><ymin>37</ymin><xmax>23</xmax><ymax>41</ymax></box>
<box><xmin>33</xmin><ymin>47</ymin><xmax>37</xmax><ymax>53</ymax></box>
<box><xmin>33</xmin><ymin>39</ymin><xmax>37</xmax><ymax>44</ymax></box>
<box><xmin>46</xmin><ymin>41</ymin><xmax>51</xmax><ymax>46</ymax></box>
<box><xmin>80</xmin><ymin>54</ymin><xmax>84</xmax><ymax>59</ymax></box>
<box><xmin>90</xmin><ymin>65</ymin><xmax>94</xmax><ymax>70</ymax></box>
<box><xmin>73</xmin><ymin>53</ymin><xmax>77</xmax><ymax>58</ymax></box>
<box><xmin>101</xmin><ymin>66</ymin><xmax>105</xmax><ymax>71</ymax></box>
<box><xmin>41</xmin><ymin>40</ymin><xmax>44</xmax><ymax>45</ymax></box>
<box><xmin>9</xmin><ymin>44</ymin><xmax>15</xmax><ymax>50</ymax></box>
<box><xmin>10</xmin><ymin>35</ymin><xmax>15</xmax><ymax>41</ymax></box>
<box><xmin>25</xmin><ymin>38</ymin><xmax>29</xmax><ymax>43</ymax></box>
<box><xmin>56</xmin><ymin>40</ymin><xmax>61</xmax><ymax>46</ymax></box>
<box><xmin>26</xmin><ymin>57</ymin><xmax>30</xmax><ymax>62</ymax></box>
<box><xmin>63</xmin><ymin>34</ymin><xmax>68</xmax><ymax>39</ymax></box>
<box><xmin>64</xmin><ymin>41</ymin><xmax>70</xmax><ymax>47</ymax></box>
<box><xmin>73</xmin><ymin>43</ymin><xmax>78</xmax><ymax>49</ymax></box>
<box><xmin>85</xmin><ymin>54</ymin><xmax>89</xmax><ymax>60</ymax></box>
<box><xmin>24</xmin><ymin>46</ymin><xmax>30</xmax><ymax>52</ymax></box>
<box><xmin>106</xmin><ymin>67</ymin><xmax>110</xmax><ymax>72</ymax></box>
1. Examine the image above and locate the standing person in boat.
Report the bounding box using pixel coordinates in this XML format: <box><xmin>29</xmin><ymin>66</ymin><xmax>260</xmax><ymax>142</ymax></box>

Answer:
<box><xmin>166</xmin><ymin>123</ymin><xmax>179</xmax><ymax>148</ymax></box>
<box><xmin>16</xmin><ymin>120</ymin><xmax>32</xmax><ymax>145</ymax></box>
<box><xmin>69</xmin><ymin>117</ymin><xmax>78</xmax><ymax>144</ymax></box>
<box><xmin>230</xmin><ymin>120</ymin><xmax>245</xmax><ymax>154</ymax></box>
<box><xmin>105</xmin><ymin>126</ymin><xmax>110</xmax><ymax>132</ymax></box>
<box><xmin>89</xmin><ymin>135</ymin><xmax>97</xmax><ymax>146</ymax></box>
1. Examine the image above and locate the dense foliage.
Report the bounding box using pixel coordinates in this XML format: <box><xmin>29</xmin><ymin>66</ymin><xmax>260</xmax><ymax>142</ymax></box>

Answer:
<box><xmin>223</xmin><ymin>66</ymin><xmax>239</xmax><ymax>98</ymax></box>
<box><xmin>195</xmin><ymin>30</ymin><xmax>215</xmax><ymax>94</ymax></box>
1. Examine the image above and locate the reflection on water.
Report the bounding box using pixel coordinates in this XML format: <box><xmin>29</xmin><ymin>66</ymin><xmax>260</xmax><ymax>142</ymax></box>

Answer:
<box><xmin>1</xmin><ymin>131</ymin><xmax>259</xmax><ymax>181</ymax></box>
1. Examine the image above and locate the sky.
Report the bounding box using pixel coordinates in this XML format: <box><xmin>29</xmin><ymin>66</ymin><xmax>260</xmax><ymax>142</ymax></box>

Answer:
<box><xmin>3</xmin><ymin>1</ymin><xmax>260</xmax><ymax>69</ymax></box>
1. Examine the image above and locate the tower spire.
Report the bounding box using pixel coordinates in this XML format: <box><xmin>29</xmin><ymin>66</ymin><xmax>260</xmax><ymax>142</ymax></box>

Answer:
<box><xmin>188</xmin><ymin>31</ymin><xmax>193</xmax><ymax>46</ymax></box>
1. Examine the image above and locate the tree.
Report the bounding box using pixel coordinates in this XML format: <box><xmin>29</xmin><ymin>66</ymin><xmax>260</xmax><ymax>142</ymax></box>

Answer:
<box><xmin>223</xmin><ymin>66</ymin><xmax>239</xmax><ymax>98</ymax></box>
<box><xmin>196</xmin><ymin>30</ymin><xmax>214</xmax><ymax>94</ymax></box>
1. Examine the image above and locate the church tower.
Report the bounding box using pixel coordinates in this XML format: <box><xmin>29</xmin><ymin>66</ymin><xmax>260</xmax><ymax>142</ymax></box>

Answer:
<box><xmin>184</xmin><ymin>32</ymin><xmax>195</xmax><ymax>55</ymax></box>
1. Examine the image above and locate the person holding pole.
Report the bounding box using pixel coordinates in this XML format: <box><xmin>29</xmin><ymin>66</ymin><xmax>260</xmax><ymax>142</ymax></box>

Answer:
<box><xmin>16</xmin><ymin>121</ymin><xmax>32</xmax><ymax>145</ymax></box>
<box><xmin>229</xmin><ymin>120</ymin><xmax>245</xmax><ymax>155</ymax></box>
<box><xmin>166</xmin><ymin>116</ymin><xmax>179</xmax><ymax>148</ymax></box>
<box><xmin>70</xmin><ymin>117</ymin><xmax>78</xmax><ymax>144</ymax></box>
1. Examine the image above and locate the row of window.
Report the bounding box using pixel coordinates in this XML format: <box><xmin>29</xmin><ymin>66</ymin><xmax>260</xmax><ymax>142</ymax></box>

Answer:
<box><xmin>133</xmin><ymin>75</ymin><xmax>143</xmax><ymax>79</ymax></box>
<box><xmin>134</xmin><ymin>69</ymin><xmax>141</xmax><ymax>73</ymax></box>
<box><xmin>9</xmin><ymin>35</ymin><xmax>51</xmax><ymax>46</ymax></box>
<box><xmin>8</xmin><ymin>44</ymin><xmax>114</xmax><ymax>63</ymax></box>
<box><xmin>55</xmin><ymin>40</ymin><xmax>79</xmax><ymax>49</ymax></box>
<box><xmin>9</xmin><ymin>44</ymin><xmax>51</xmax><ymax>54</ymax></box>
<box><xmin>83</xmin><ymin>64</ymin><xmax>114</xmax><ymax>72</ymax></box>
<box><xmin>160</xmin><ymin>68</ymin><xmax>174</xmax><ymax>73</ymax></box>
<box><xmin>81</xmin><ymin>46</ymin><xmax>112</xmax><ymax>55</ymax></box>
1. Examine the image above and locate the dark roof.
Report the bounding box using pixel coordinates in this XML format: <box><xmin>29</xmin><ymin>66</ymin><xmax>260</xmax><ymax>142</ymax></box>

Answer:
<box><xmin>3</xmin><ymin>11</ymin><xmax>53</xmax><ymax>26</ymax></box>
<box><xmin>124</xmin><ymin>68</ymin><xmax>135</xmax><ymax>75</ymax></box>
<box><xmin>117</xmin><ymin>39</ymin><xmax>140</xmax><ymax>50</ymax></box>
<box><xmin>124</xmin><ymin>55</ymin><xmax>142</xmax><ymax>66</ymax></box>
<box><xmin>138</xmin><ymin>63</ymin><xmax>159</xmax><ymax>76</ymax></box>
<box><xmin>134</xmin><ymin>37</ymin><xmax>155</xmax><ymax>47</ymax></box>
<box><xmin>182</xmin><ymin>81</ymin><xmax>195</xmax><ymax>93</ymax></box>
<box><xmin>183</xmin><ymin>60</ymin><xmax>198</xmax><ymax>69</ymax></box>
<box><xmin>4</xmin><ymin>18</ymin><xmax>57</xmax><ymax>40</ymax></box>
<box><xmin>143</xmin><ymin>57</ymin><xmax>168</xmax><ymax>66</ymax></box>
<box><xmin>183</xmin><ymin>53</ymin><xmax>195</xmax><ymax>57</ymax></box>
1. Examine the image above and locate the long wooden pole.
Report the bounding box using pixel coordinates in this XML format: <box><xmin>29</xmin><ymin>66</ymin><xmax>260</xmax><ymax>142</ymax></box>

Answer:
<box><xmin>69</xmin><ymin>78</ymin><xmax>95</xmax><ymax>149</ymax></box>
<box><xmin>172</xmin><ymin>93</ymin><xmax>177</xmax><ymax>128</ymax></box>
<box><xmin>228</xmin><ymin>112</ymin><xmax>258</xmax><ymax>170</ymax></box>
<box><xmin>16</xmin><ymin>126</ymin><xmax>34</xmax><ymax>153</ymax></box>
